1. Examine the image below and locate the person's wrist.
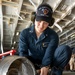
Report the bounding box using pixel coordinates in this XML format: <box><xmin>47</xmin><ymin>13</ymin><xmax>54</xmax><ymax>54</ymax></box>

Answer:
<box><xmin>45</xmin><ymin>65</ymin><xmax>50</xmax><ymax>68</ymax></box>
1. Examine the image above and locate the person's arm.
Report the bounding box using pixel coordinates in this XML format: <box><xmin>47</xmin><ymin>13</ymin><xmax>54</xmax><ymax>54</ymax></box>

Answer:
<box><xmin>18</xmin><ymin>30</ymin><xmax>29</xmax><ymax>57</ymax></box>
<box><xmin>42</xmin><ymin>33</ymin><xmax>59</xmax><ymax>67</ymax></box>
<box><xmin>39</xmin><ymin>34</ymin><xmax>59</xmax><ymax>75</ymax></box>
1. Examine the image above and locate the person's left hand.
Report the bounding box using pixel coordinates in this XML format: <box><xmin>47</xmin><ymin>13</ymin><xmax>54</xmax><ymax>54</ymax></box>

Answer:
<box><xmin>40</xmin><ymin>67</ymin><xmax>49</xmax><ymax>75</ymax></box>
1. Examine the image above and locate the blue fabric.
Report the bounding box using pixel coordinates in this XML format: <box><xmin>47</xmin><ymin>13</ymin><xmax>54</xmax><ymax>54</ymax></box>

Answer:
<box><xmin>18</xmin><ymin>25</ymin><xmax>72</xmax><ymax>75</ymax></box>
<box><xmin>51</xmin><ymin>45</ymin><xmax>72</xmax><ymax>75</ymax></box>
<box><xmin>18</xmin><ymin>25</ymin><xmax>59</xmax><ymax>67</ymax></box>
<box><xmin>51</xmin><ymin>67</ymin><xmax>62</xmax><ymax>75</ymax></box>
<box><xmin>53</xmin><ymin>45</ymin><xmax>72</xmax><ymax>68</ymax></box>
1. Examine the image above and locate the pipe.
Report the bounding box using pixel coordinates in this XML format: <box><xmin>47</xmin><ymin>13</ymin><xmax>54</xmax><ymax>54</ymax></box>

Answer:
<box><xmin>15</xmin><ymin>11</ymin><xmax>23</xmax><ymax>20</ymax></box>
<box><xmin>29</xmin><ymin>0</ymin><xmax>37</xmax><ymax>9</ymax></box>
<box><xmin>0</xmin><ymin>0</ymin><xmax>4</xmax><ymax>54</ymax></box>
<box><xmin>59</xmin><ymin>26</ymin><xmax>75</xmax><ymax>37</ymax></box>
<box><xmin>60</xmin><ymin>37</ymin><xmax>75</xmax><ymax>46</ymax></box>
<box><xmin>60</xmin><ymin>31</ymin><xmax>75</xmax><ymax>43</ymax></box>
<box><xmin>38</xmin><ymin>0</ymin><xmax>44</xmax><ymax>5</ymax></box>
<box><xmin>54</xmin><ymin>23</ymin><xmax>62</xmax><ymax>32</ymax></box>
<box><xmin>10</xmin><ymin>0</ymin><xmax>23</xmax><ymax>48</ymax></box>
<box><xmin>0</xmin><ymin>50</ymin><xmax>16</xmax><ymax>59</ymax></box>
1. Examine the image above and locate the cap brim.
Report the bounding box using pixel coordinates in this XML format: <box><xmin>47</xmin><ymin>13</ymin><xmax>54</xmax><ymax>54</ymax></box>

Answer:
<box><xmin>35</xmin><ymin>16</ymin><xmax>51</xmax><ymax>24</ymax></box>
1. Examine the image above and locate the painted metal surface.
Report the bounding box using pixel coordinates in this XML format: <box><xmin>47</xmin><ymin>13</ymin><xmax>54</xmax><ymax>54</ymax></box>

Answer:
<box><xmin>0</xmin><ymin>55</ymin><xmax>36</xmax><ymax>75</ymax></box>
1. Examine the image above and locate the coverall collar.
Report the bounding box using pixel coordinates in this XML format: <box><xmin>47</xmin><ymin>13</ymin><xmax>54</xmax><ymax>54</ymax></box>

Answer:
<box><xmin>29</xmin><ymin>25</ymin><xmax>49</xmax><ymax>43</ymax></box>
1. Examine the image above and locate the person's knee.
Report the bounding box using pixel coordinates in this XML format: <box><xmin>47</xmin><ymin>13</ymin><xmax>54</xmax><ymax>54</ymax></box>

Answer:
<box><xmin>55</xmin><ymin>45</ymin><xmax>72</xmax><ymax>56</ymax></box>
<box><xmin>59</xmin><ymin>45</ymin><xmax>70</xmax><ymax>50</ymax></box>
<box><xmin>54</xmin><ymin>45</ymin><xmax>72</xmax><ymax>68</ymax></box>
<box><xmin>59</xmin><ymin>45</ymin><xmax>72</xmax><ymax>56</ymax></box>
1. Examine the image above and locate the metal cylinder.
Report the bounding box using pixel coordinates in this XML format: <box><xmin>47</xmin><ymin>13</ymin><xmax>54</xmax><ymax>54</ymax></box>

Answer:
<box><xmin>0</xmin><ymin>55</ymin><xmax>36</xmax><ymax>75</ymax></box>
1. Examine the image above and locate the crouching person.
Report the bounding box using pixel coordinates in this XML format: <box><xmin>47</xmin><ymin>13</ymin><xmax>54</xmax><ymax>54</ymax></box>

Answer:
<box><xmin>18</xmin><ymin>3</ymin><xmax>72</xmax><ymax>75</ymax></box>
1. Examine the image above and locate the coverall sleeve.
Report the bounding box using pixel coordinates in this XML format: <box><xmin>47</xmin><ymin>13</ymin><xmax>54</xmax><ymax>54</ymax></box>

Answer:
<box><xmin>18</xmin><ymin>30</ymin><xmax>29</xmax><ymax>57</ymax></box>
<box><xmin>42</xmin><ymin>34</ymin><xmax>59</xmax><ymax>67</ymax></box>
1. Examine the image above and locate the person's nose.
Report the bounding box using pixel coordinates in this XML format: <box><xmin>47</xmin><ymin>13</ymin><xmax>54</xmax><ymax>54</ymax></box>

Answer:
<box><xmin>40</xmin><ymin>21</ymin><xmax>44</xmax><ymax>28</ymax></box>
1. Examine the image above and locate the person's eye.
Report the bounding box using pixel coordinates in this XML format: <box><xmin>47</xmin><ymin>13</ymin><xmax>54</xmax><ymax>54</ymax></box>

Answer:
<box><xmin>37</xmin><ymin>21</ymin><xmax>41</xmax><ymax>24</ymax></box>
<box><xmin>38</xmin><ymin>21</ymin><xmax>41</xmax><ymax>23</ymax></box>
<box><xmin>44</xmin><ymin>22</ymin><xmax>48</xmax><ymax>24</ymax></box>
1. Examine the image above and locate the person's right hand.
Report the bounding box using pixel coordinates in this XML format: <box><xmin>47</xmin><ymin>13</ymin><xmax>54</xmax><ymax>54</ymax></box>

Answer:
<box><xmin>40</xmin><ymin>67</ymin><xmax>49</xmax><ymax>75</ymax></box>
<box><xmin>36</xmin><ymin>69</ymin><xmax>41</xmax><ymax>75</ymax></box>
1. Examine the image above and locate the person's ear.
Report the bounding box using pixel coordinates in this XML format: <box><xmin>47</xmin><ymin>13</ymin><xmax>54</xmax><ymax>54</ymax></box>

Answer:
<box><xmin>31</xmin><ymin>12</ymin><xmax>36</xmax><ymax>23</ymax></box>
<box><xmin>49</xmin><ymin>18</ymin><xmax>55</xmax><ymax>26</ymax></box>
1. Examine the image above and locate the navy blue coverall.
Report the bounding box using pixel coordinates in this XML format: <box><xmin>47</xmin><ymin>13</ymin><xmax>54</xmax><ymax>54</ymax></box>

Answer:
<box><xmin>18</xmin><ymin>25</ymin><xmax>72</xmax><ymax>75</ymax></box>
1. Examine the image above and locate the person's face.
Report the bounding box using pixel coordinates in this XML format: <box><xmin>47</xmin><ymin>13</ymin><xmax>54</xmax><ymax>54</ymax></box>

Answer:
<box><xmin>35</xmin><ymin>20</ymin><xmax>49</xmax><ymax>33</ymax></box>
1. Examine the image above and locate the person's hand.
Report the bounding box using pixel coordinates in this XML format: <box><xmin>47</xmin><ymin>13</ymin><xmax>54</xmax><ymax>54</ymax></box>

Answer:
<box><xmin>40</xmin><ymin>67</ymin><xmax>49</xmax><ymax>75</ymax></box>
<box><xmin>36</xmin><ymin>69</ymin><xmax>41</xmax><ymax>75</ymax></box>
